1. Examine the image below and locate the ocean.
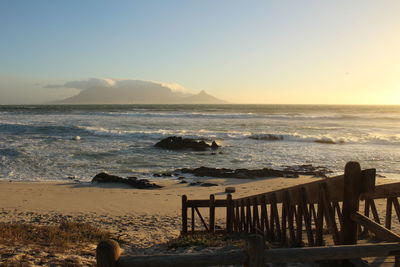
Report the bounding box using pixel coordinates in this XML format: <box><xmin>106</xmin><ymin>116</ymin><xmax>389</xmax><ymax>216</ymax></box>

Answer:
<box><xmin>0</xmin><ymin>104</ymin><xmax>399</xmax><ymax>181</ymax></box>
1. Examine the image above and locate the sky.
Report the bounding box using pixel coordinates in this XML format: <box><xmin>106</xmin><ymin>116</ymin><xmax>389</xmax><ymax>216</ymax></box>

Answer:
<box><xmin>0</xmin><ymin>1</ymin><xmax>399</xmax><ymax>104</ymax></box>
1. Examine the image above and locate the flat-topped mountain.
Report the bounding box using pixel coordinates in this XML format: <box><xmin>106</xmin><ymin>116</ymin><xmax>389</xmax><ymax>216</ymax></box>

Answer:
<box><xmin>53</xmin><ymin>79</ymin><xmax>227</xmax><ymax>104</ymax></box>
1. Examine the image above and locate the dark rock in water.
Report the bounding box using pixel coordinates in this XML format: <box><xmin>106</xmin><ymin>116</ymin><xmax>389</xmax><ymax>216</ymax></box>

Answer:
<box><xmin>155</xmin><ymin>136</ymin><xmax>220</xmax><ymax>151</ymax></box>
<box><xmin>211</xmin><ymin>141</ymin><xmax>220</xmax><ymax>149</ymax></box>
<box><xmin>200</xmin><ymin>182</ymin><xmax>218</xmax><ymax>187</ymax></box>
<box><xmin>176</xmin><ymin>164</ymin><xmax>332</xmax><ymax>179</ymax></box>
<box><xmin>189</xmin><ymin>181</ymin><xmax>202</xmax><ymax>186</ymax></box>
<box><xmin>92</xmin><ymin>172</ymin><xmax>162</xmax><ymax>189</ymax></box>
<box><xmin>225</xmin><ymin>187</ymin><xmax>236</xmax><ymax>193</ymax></box>
<box><xmin>179</xmin><ymin>180</ymin><xmax>188</xmax><ymax>184</ymax></box>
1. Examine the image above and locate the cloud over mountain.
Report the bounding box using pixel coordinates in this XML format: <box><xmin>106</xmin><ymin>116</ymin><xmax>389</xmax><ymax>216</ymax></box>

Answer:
<box><xmin>46</xmin><ymin>78</ymin><xmax>227</xmax><ymax>104</ymax></box>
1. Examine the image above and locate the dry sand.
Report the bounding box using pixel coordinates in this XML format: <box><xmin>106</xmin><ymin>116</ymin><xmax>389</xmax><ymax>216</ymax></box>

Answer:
<box><xmin>0</xmin><ymin>176</ymin><xmax>397</xmax><ymax>266</ymax></box>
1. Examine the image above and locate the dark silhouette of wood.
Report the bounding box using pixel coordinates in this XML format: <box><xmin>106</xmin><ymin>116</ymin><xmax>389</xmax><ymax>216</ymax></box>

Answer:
<box><xmin>182</xmin><ymin>195</ymin><xmax>188</xmax><ymax>235</ymax></box>
<box><xmin>342</xmin><ymin>161</ymin><xmax>361</xmax><ymax>245</ymax></box>
<box><xmin>226</xmin><ymin>194</ymin><xmax>233</xmax><ymax>233</ymax></box>
<box><xmin>351</xmin><ymin>212</ymin><xmax>400</xmax><ymax>242</ymax></box>
<box><xmin>315</xmin><ymin>194</ymin><xmax>324</xmax><ymax>246</ymax></box>
<box><xmin>241</xmin><ymin>199</ymin><xmax>246</xmax><ymax>232</ymax></box>
<box><xmin>245</xmin><ymin>234</ymin><xmax>265</xmax><ymax>267</ymax></box>
<box><xmin>209</xmin><ymin>194</ymin><xmax>215</xmax><ymax>233</ymax></box>
<box><xmin>284</xmin><ymin>191</ymin><xmax>296</xmax><ymax>244</ymax></box>
<box><xmin>246</xmin><ymin>198</ymin><xmax>252</xmax><ymax>233</ymax></box>
<box><xmin>96</xmin><ymin>239</ymin><xmax>121</xmax><ymax>267</ymax></box>
<box><xmin>195</xmin><ymin>207</ymin><xmax>209</xmax><ymax>231</ymax></box>
<box><xmin>392</xmin><ymin>197</ymin><xmax>400</xmax><ymax>223</ymax></box>
<box><xmin>300</xmin><ymin>187</ymin><xmax>314</xmax><ymax>246</ymax></box>
<box><xmin>320</xmin><ymin>183</ymin><xmax>340</xmax><ymax>244</ymax></box>
<box><xmin>386</xmin><ymin>197</ymin><xmax>393</xmax><ymax>230</ymax></box>
<box><xmin>191</xmin><ymin>207</ymin><xmax>195</xmax><ymax>233</ymax></box>
<box><xmin>281</xmin><ymin>197</ymin><xmax>287</xmax><ymax>244</ymax></box>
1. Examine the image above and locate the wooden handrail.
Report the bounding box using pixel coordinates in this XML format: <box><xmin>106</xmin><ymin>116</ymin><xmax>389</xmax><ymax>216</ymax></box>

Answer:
<box><xmin>361</xmin><ymin>182</ymin><xmax>400</xmax><ymax>200</ymax></box>
<box><xmin>96</xmin><ymin>237</ymin><xmax>400</xmax><ymax>267</ymax></box>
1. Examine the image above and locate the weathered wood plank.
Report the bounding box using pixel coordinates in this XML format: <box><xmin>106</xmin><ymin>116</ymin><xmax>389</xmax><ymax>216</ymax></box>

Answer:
<box><xmin>117</xmin><ymin>243</ymin><xmax>400</xmax><ymax>266</ymax></box>
<box><xmin>195</xmin><ymin>207</ymin><xmax>209</xmax><ymax>231</ymax></box>
<box><xmin>245</xmin><ymin>234</ymin><xmax>265</xmax><ymax>267</ymax></box>
<box><xmin>342</xmin><ymin>161</ymin><xmax>362</xmax><ymax>245</ymax></box>
<box><xmin>320</xmin><ymin>183</ymin><xmax>340</xmax><ymax>244</ymax></box>
<box><xmin>187</xmin><ymin>199</ymin><xmax>228</xmax><ymax>208</ymax></box>
<box><xmin>351</xmin><ymin>212</ymin><xmax>400</xmax><ymax>242</ymax></box>
<box><xmin>300</xmin><ymin>187</ymin><xmax>314</xmax><ymax>246</ymax></box>
<box><xmin>283</xmin><ymin>191</ymin><xmax>296</xmax><ymax>244</ymax></box>
<box><xmin>209</xmin><ymin>194</ymin><xmax>215</xmax><ymax>233</ymax></box>
<box><xmin>315</xmin><ymin>195</ymin><xmax>324</xmax><ymax>246</ymax></box>
<box><xmin>393</xmin><ymin>197</ymin><xmax>400</xmax><ymax>223</ymax></box>
<box><xmin>386</xmin><ymin>197</ymin><xmax>393</xmax><ymax>230</ymax></box>
<box><xmin>226</xmin><ymin>194</ymin><xmax>233</xmax><ymax>233</ymax></box>
<box><xmin>118</xmin><ymin>250</ymin><xmax>248</xmax><ymax>267</ymax></box>
<box><xmin>182</xmin><ymin>195</ymin><xmax>188</xmax><ymax>235</ymax></box>
<box><xmin>361</xmin><ymin>182</ymin><xmax>400</xmax><ymax>200</ymax></box>
<box><xmin>96</xmin><ymin>239</ymin><xmax>121</xmax><ymax>267</ymax></box>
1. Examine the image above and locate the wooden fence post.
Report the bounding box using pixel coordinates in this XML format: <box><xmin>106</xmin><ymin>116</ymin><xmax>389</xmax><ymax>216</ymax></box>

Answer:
<box><xmin>245</xmin><ymin>234</ymin><xmax>265</xmax><ymax>267</ymax></box>
<box><xmin>182</xmin><ymin>195</ymin><xmax>188</xmax><ymax>235</ymax></box>
<box><xmin>342</xmin><ymin>161</ymin><xmax>362</xmax><ymax>245</ymax></box>
<box><xmin>96</xmin><ymin>239</ymin><xmax>121</xmax><ymax>267</ymax></box>
<box><xmin>209</xmin><ymin>194</ymin><xmax>215</xmax><ymax>233</ymax></box>
<box><xmin>226</xmin><ymin>193</ymin><xmax>233</xmax><ymax>233</ymax></box>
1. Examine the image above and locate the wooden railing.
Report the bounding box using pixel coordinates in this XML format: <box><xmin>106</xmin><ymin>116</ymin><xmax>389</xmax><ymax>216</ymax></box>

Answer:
<box><xmin>96</xmin><ymin>162</ymin><xmax>400</xmax><ymax>266</ymax></box>
<box><xmin>182</xmin><ymin>162</ymin><xmax>384</xmax><ymax>245</ymax></box>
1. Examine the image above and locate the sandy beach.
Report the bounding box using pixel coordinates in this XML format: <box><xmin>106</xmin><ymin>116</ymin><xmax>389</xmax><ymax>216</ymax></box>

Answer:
<box><xmin>0</xmin><ymin>175</ymin><xmax>324</xmax><ymax>266</ymax></box>
<box><xmin>0</xmin><ymin>175</ymin><xmax>398</xmax><ymax>266</ymax></box>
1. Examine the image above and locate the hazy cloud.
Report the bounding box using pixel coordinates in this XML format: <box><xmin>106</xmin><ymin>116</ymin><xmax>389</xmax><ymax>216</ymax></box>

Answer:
<box><xmin>45</xmin><ymin>78</ymin><xmax>188</xmax><ymax>93</ymax></box>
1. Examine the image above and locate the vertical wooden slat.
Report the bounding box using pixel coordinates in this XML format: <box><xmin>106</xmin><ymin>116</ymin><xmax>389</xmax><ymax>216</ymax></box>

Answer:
<box><xmin>309</xmin><ymin>203</ymin><xmax>317</xmax><ymax>225</ymax></box>
<box><xmin>342</xmin><ymin>161</ymin><xmax>361</xmax><ymax>245</ymax></box>
<box><xmin>361</xmin><ymin>200</ymin><xmax>370</xmax><ymax>235</ymax></box>
<box><xmin>260</xmin><ymin>195</ymin><xmax>268</xmax><ymax>234</ymax></box>
<box><xmin>234</xmin><ymin>201</ymin><xmax>240</xmax><ymax>232</ymax></box>
<box><xmin>300</xmin><ymin>187</ymin><xmax>314</xmax><ymax>246</ymax></box>
<box><xmin>253</xmin><ymin>197</ymin><xmax>261</xmax><ymax>232</ymax></box>
<box><xmin>295</xmin><ymin>202</ymin><xmax>303</xmax><ymax>245</ymax></box>
<box><xmin>392</xmin><ymin>197</ymin><xmax>400</xmax><ymax>223</ymax></box>
<box><xmin>182</xmin><ymin>195</ymin><xmax>188</xmax><ymax>235</ymax></box>
<box><xmin>333</xmin><ymin>202</ymin><xmax>344</xmax><ymax>231</ymax></box>
<box><xmin>281</xmin><ymin>196</ymin><xmax>287</xmax><ymax>244</ymax></box>
<box><xmin>315</xmin><ymin>193</ymin><xmax>324</xmax><ymax>246</ymax></box>
<box><xmin>191</xmin><ymin>207</ymin><xmax>195</xmax><ymax>233</ymax></box>
<box><xmin>369</xmin><ymin>199</ymin><xmax>381</xmax><ymax>224</ymax></box>
<box><xmin>320</xmin><ymin>183</ymin><xmax>340</xmax><ymax>244</ymax></box>
<box><xmin>226</xmin><ymin>194</ymin><xmax>233</xmax><ymax>233</ymax></box>
<box><xmin>241</xmin><ymin>199</ymin><xmax>246</xmax><ymax>232</ymax></box>
<box><xmin>209</xmin><ymin>194</ymin><xmax>215</xmax><ymax>233</ymax></box>
<box><xmin>271</xmin><ymin>192</ymin><xmax>281</xmax><ymax>241</ymax></box>
<box><xmin>284</xmin><ymin>191</ymin><xmax>296</xmax><ymax>244</ymax></box>
<box><xmin>386</xmin><ymin>197</ymin><xmax>393</xmax><ymax>230</ymax></box>
<box><xmin>269</xmin><ymin>196</ymin><xmax>275</xmax><ymax>241</ymax></box>
<box><xmin>246</xmin><ymin>198</ymin><xmax>252</xmax><ymax>233</ymax></box>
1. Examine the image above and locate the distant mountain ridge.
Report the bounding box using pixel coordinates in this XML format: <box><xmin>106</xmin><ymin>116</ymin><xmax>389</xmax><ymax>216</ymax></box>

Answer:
<box><xmin>55</xmin><ymin>80</ymin><xmax>228</xmax><ymax>104</ymax></box>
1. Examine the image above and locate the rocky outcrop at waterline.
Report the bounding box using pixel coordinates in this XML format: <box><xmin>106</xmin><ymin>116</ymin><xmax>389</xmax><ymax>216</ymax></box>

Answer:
<box><xmin>92</xmin><ymin>172</ymin><xmax>162</xmax><ymax>189</ymax></box>
<box><xmin>176</xmin><ymin>164</ymin><xmax>332</xmax><ymax>179</ymax></box>
<box><xmin>155</xmin><ymin>136</ymin><xmax>220</xmax><ymax>151</ymax></box>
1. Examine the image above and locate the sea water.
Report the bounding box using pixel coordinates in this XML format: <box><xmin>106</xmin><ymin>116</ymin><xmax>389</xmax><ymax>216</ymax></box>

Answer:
<box><xmin>0</xmin><ymin>104</ymin><xmax>399</xmax><ymax>181</ymax></box>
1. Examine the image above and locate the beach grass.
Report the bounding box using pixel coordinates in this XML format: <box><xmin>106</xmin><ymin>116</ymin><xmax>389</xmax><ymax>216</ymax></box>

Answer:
<box><xmin>0</xmin><ymin>222</ymin><xmax>113</xmax><ymax>249</ymax></box>
<box><xmin>167</xmin><ymin>232</ymin><xmax>247</xmax><ymax>249</ymax></box>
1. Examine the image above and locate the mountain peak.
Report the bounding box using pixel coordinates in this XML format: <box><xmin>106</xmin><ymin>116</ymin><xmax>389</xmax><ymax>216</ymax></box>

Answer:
<box><xmin>55</xmin><ymin>79</ymin><xmax>228</xmax><ymax>104</ymax></box>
